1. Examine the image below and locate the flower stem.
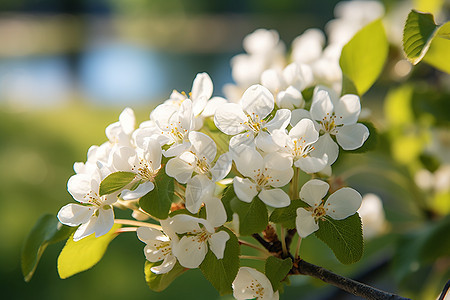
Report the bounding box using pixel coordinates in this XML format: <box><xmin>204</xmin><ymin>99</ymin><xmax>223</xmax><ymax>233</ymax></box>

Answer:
<box><xmin>115</xmin><ymin>227</ymin><xmax>138</xmax><ymax>234</ymax></box>
<box><xmin>239</xmin><ymin>240</ymin><xmax>270</xmax><ymax>256</ymax></box>
<box><xmin>114</xmin><ymin>219</ymin><xmax>162</xmax><ymax>230</ymax></box>
<box><xmin>295</xmin><ymin>236</ymin><xmax>302</xmax><ymax>259</ymax></box>
<box><xmin>280</xmin><ymin>225</ymin><xmax>288</xmax><ymax>256</ymax></box>
<box><xmin>239</xmin><ymin>255</ymin><xmax>266</xmax><ymax>261</ymax></box>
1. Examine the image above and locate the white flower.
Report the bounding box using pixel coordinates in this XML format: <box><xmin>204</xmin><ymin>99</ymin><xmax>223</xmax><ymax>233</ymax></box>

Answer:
<box><xmin>170</xmin><ymin>197</ymin><xmax>230</xmax><ymax>269</ymax></box>
<box><xmin>150</xmin><ymin>99</ymin><xmax>195</xmax><ymax>157</ymax></box>
<box><xmin>57</xmin><ymin>166</ymin><xmax>117</xmax><ymax>241</ymax></box>
<box><xmin>164</xmin><ymin>73</ymin><xmax>227</xmax><ymax>130</ymax></box>
<box><xmin>261</xmin><ymin>62</ymin><xmax>313</xmax><ymax>110</ymax></box>
<box><xmin>166</xmin><ymin>131</ymin><xmax>232</xmax><ymax>213</ymax></box>
<box><xmin>214</xmin><ymin>84</ymin><xmax>291</xmax><ymax>152</ymax></box>
<box><xmin>105</xmin><ymin>107</ymin><xmax>136</xmax><ymax>148</ymax></box>
<box><xmin>295</xmin><ymin>179</ymin><xmax>362</xmax><ymax>238</ymax></box>
<box><xmin>233</xmin><ymin>145</ymin><xmax>292</xmax><ymax>208</ymax></box>
<box><xmin>136</xmin><ymin>220</ymin><xmax>179</xmax><ymax>274</ymax></box>
<box><xmin>232</xmin><ymin>267</ymin><xmax>279</xmax><ymax>300</ymax></box>
<box><xmin>110</xmin><ymin>138</ymin><xmax>162</xmax><ymax>200</ymax></box>
<box><xmin>272</xmin><ymin>119</ymin><xmax>327</xmax><ymax>173</ymax></box>
<box><xmin>291</xmin><ymin>86</ymin><xmax>369</xmax><ymax>165</ymax></box>
<box><xmin>358</xmin><ymin>193</ymin><xmax>387</xmax><ymax>239</ymax></box>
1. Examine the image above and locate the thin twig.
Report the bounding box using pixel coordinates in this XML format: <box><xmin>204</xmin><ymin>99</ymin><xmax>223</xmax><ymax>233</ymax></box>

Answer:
<box><xmin>292</xmin><ymin>259</ymin><xmax>411</xmax><ymax>300</ymax></box>
<box><xmin>239</xmin><ymin>255</ymin><xmax>266</xmax><ymax>261</ymax></box>
<box><xmin>239</xmin><ymin>239</ymin><xmax>270</xmax><ymax>255</ymax></box>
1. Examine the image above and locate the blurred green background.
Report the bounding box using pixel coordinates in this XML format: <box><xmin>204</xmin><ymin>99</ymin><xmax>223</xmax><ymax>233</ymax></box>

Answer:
<box><xmin>1</xmin><ymin>0</ymin><xmax>449</xmax><ymax>299</ymax></box>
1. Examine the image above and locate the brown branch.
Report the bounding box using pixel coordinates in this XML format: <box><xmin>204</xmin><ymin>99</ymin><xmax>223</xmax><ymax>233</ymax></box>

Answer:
<box><xmin>292</xmin><ymin>258</ymin><xmax>411</xmax><ymax>300</ymax></box>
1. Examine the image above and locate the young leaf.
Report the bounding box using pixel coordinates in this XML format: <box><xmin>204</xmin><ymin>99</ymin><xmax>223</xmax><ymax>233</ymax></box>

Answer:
<box><xmin>314</xmin><ymin>213</ymin><xmax>363</xmax><ymax>264</ymax></box>
<box><xmin>99</xmin><ymin>171</ymin><xmax>136</xmax><ymax>196</ymax></box>
<box><xmin>57</xmin><ymin>224</ymin><xmax>121</xmax><ymax>279</ymax></box>
<box><xmin>423</xmin><ymin>22</ymin><xmax>450</xmax><ymax>73</ymax></box>
<box><xmin>145</xmin><ymin>261</ymin><xmax>187</xmax><ymax>292</ymax></box>
<box><xmin>231</xmin><ymin>197</ymin><xmax>268</xmax><ymax>236</ymax></box>
<box><xmin>264</xmin><ymin>256</ymin><xmax>292</xmax><ymax>291</ymax></box>
<box><xmin>221</xmin><ymin>185</ymin><xmax>238</xmax><ymax>222</ymax></box>
<box><xmin>340</xmin><ymin>19</ymin><xmax>388</xmax><ymax>96</ymax></box>
<box><xmin>269</xmin><ymin>199</ymin><xmax>309</xmax><ymax>229</ymax></box>
<box><xmin>403</xmin><ymin>10</ymin><xmax>438</xmax><ymax>65</ymax></box>
<box><xmin>200</xmin><ymin>228</ymin><xmax>240</xmax><ymax>295</ymax></box>
<box><xmin>139</xmin><ymin>171</ymin><xmax>174</xmax><ymax>219</ymax></box>
<box><xmin>21</xmin><ymin>214</ymin><xmax>75</xmax><ymax>282</ymax></box>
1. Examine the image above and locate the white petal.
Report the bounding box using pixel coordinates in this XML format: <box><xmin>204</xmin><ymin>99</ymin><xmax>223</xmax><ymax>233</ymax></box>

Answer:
<box><xmin>210</xmin><ymin>152</ymin><xmax>232</xmax><ymax>182</ymax></box>
<box><xmin>264</xmin><ymin>152</ymin><xmax>293</xmax><ymax>171</ymax></box>
<box><xmin>255</xmin><ymin>131</ymin><xmax>278</xmax><ymax>152</ymax></box>
<box><xmin>73</xmin><ymin>217</ymin><xmax>97</xmax><ymax>241</ymax></box>
<box><xmin>205</xmin><ymin>197</ymin><xmax>227</xmax><ymax>228</ymax></box>
<box><xmin>57</xmin><ymin>203</ymin><xmax>94</xmax><ymax>226</ymax></box>
<box><xmin>151</xmin><ymin>254</ymin><xmax>177</xmax><ymax>274</ymax></box>
<box><xmin>265</xmin><ymin>109</ymin><xmax>291</xmax><ymax>132</ymax></box>
<box><xmin>189</xmin><ymin>131</ymin><xmax>217</xmax><ymax>163</ymax></box>
<box><xmin>233</xmin><ymin>177</ymin><xmax>258</xmax><ymax>203</ymax></box>
<box><xmin>165</xmin><ymin>157</ymin><xmax>194</xmax><ymax>184</ymax></box>
<box><xmin>265</xmin><ymin>166</ymin><xmax>294</xmax><ymax>187</ymax></box>
<box><xmin>271</xmin><ymin>129</ymin><xmax>290</xmax><ymax>148</ymax></box>
<box><xmin>94</xmin><ymin>206</ymin><xmax>115</xmax><ymax>238</ymax></box>
<box><xmin>201</xmin><ymin>97</ymin><xmax>228</xmax><ymax>117</ymax></box>
<box><xmin>191</xmin><ymin>73</ymin><xmax>213</xmax><ymax>103</ymax></box>
<box><xmin>143</xmin><ymin>138</ymin><xmax>162</xmax><ymax>170</ymax></box>
<box><xmin>261</xmin><ymin>69</ymin><xmax>285</xmax><ymax>93</ymax></box>
<box><xmin>178</xmin><ymin>99</ymin><xmax>194</xmax><ymax>131</ymax></box>
<box><xmin>173</xmin><ymin>235</ymin><xmax>208</xmax><ymax>268</ymax></box>
<box><xmin>67</xmin><ymin>173</ymin><xmax>93</xmax><ymax>203</ymax></box>
<box><xmin>229</xmin><ymin>133</ymin><xmax>256</xmax><ymax>157</ymax></box>
<box><xmin>121</xmin><ymin>181</ymin><xmax>154</xmax><ymax>200</ymax></box>
<box><xmin>335</xmin><ymin>94</ymin><xmax>361</xmax><ymax>126</ymax></box>
<box><xmin>163</xmin><ymin>141</ymin><xmax>191</xmax><ymax>158</ymax></box>
<box><xmin>192</xmin><ymin>95</ymin><xmax>208</xmax><ymax>118</ymax></box>
<box><xmin>259</xmin><ymin>189</ymin><xmax>291</xmax><ymax>208</ymax></box>
<box><xmin>111</xmin><ymin>146</ymin><xmax>136</xmax><ymax>172</ymax></box>
<box><xmin>241</xmin><ymin>84</ymin><xmax>274</xmax><ymax>119</ymax></box>
<box><xmin>299</xmin><ymin>179</ymin><xmax>329</xmax><ymax>207</ymax></box>
<box><xmin>289</xmin><ymin>118</ymin><xmax>319</xmax><ymax>145</ymax></box>
<box><xmin>283</xmin><ymin>62</ymin><xmax>313</xmax><ymax>90</ymax></box>
<box><xmin>325</xmin><ymin>188</ymin><xmax>362</xmax><ymax>220</ymax></box>
<box><xmin>233</xmin><ymin>146</ymin><xmax>263</xmax><ymax>178</ymax></box>
<box><xmin>119</xmin><ymin>107</ymin><xmax>136</xmax><ymax>135</ymax></box>
<box><xmin>276</xmin><ymin>86</ymin><xmax>303</xmax><ymax>109</ymax></box>
<box><xmin>169</xmin><ymin>214</ymin><xmax>202</xmax><ymax>234</ymax></box>
<box><xmin>185</xmin><ymin>175</ymin><xmax>215</xmax><ymax>214</ymax></box>
<box><xmin>295</xmin><ymin>155</ymin><xmax>328</xmax><ymax>174</ymax></box>
<box><xmin>310</xmin><ymin>88</ymin><xmax>334</xmax><ymax>122</ymax></box>
<box><xmin>214</xmin><ymin>103</ymin><xmax>247</xmax><ymax>135</ymax></box>
<box><xmin>209</xmin><ymin>231</ymin><xmax>230</xmax><ymax>259</ymax></box>
<box><xmin>296</xmin><ymin>208</ymin><xmax>319</xmax><ymax>238</ymax></box>
<box><xmin>136</xmin><ymin>226</ymin><xmax>167</xmax><ymax>243</ymax></box>
<box><xmin>336</xmin><ymin>123</ymin><xmax>369</xmax><ymax>150</ymax></box>
<box><xmin>314</xmin><ymin>133</ymin><xmax>339</xmax><ymax>165</ymax></box>
<box><xmin>290</xmin><ymin>108</ymin><xmax>313</xmax><ymax>127</ymax></box>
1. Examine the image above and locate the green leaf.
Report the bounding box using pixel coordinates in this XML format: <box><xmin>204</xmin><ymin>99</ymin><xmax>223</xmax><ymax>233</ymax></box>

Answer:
<box><xmin>340</xmin><ymin>18</ymin><xmax>388</xmax><ymax>95</ymax></box>
<box><xmin>314</xmin><ymin>213</ymin><xmax>363</xmax><ymax>264</ymax></box>
<box><xmin>99</xmin><ymin>171</ymin><xmax>136</xmax><ymax>196</ymax></box>
<box><xmin>21</xmin><ymin>214</ymin><xmax>75</xmax><ymax>282</ymax></box>
<box><xmin>269</xmin><ymin>199</ymin><xmax>308</xmax><ymax>229</ymax></box>
<box><xmin>403</xmin><ymin>10</ymin><xmax>438</xmax><ymax>65</ymax></box>
<box><xmin>139</xmin><ymin>171</ymin><xmax>174</xmax><ymax>219</ymax></box>
<box><xmin>221</xmin><ymin>185</ymin><xmax>238</xmax><ymax>222</ymax></box>
<box><xmin>200</xmin><ymin>227</ymin><xmax>240</xmax><ymax>295</ymax></box>
<box><xmin>423</xmin><ymin>22</ymin><xmax>450</xmax><ymax>73</ymax></box>
<box><xmin>231</xmin><ymin>197</ymin><xmax>268</xmax><ymax>236</ymax></box>
<box><xmin>145</xmin><ymin>261</ymin><xmax>187</xmax><ymax>292</ymax></box>
<box><xmin>264</xmin><ymin>256</ymin><xmax>292</xmax><ymax>291</ymax></box>
<box><xmin>57</xmin><ymin>224</ymin><xmax>121</xmax><ymax>279</ymax></box>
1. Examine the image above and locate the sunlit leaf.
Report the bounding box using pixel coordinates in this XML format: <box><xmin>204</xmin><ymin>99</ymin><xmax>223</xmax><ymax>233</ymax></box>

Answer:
<box><xmin>269</xmin><ymin>199</ymin><xmax>308</xmax><ymax>229</ymax></box>
<box><xmin>340</xmin><ymin>19</ymin><xmax>388</xmax><ymax>95</ymax></box>
<box><xmin>145</xmin><ymin>261</ymin><xmax>187</xmax><ymax>292</ymax></box>
<box><xmin>231</xmin><ymin>197</ymin><xmax>268</xmax><ymax>236</ymax></box>
<box><xmin>139</xmin><ymin>171</ymin><xmax>174</xmax><ymax>219</ymax></box>
<box><xmin>57</xmin><ymin>224</ymin><xmax>121</xmax><ymax>279</ymax></box>
<box><xmin>21</xmin><ymin>214</ymin><xmax>75</xmax><ymax>282</ymax></box>
<box><xmin>99</xmin><ymin>171</ymin><xmax>136</xmax><ymax>196</ymax></box>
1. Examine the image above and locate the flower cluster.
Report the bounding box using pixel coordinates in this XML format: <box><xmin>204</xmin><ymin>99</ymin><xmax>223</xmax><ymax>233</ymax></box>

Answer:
<box><xmin>55</xmin><ymin>2</ymin><xmax>382</xmax><ymax>298</ymax></box>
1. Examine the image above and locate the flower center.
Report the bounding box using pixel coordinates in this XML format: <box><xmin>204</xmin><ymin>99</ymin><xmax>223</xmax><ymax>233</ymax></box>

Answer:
<box><xmin>247</xmin><ymin>279</ymin><xmax>265</xmax><ymax>298</ymax></box>
<box><xmin>243</xmin><ymin>113</ymin><xmax>266</xmax><ymax>134</ymax></box>
<box><xmin>196</xmin><ymin>156</ymin><xmax>210</xmax><ymax>175</ymax></box>
<box><xmin>252</xmin><ymin>168</ymin><xmax>274</xmax><ymax>190</ymax></box>
<box><xmin>291</xmin><ymin>138</ymin><xmax>315</xmax><ymax>159</ymax></box>
<box><xmin>313</xmin><ymin>204</ymin><xmax>327</xmax><ymax>220</ymax></box>
<box><xmin>84</xmin><ymin>190</ymin><xmax>103</xmax><ymax>207</ymax></box>
<box><xmin>163</xmin><ymin>122</ymin><xmax>189</xmax><ymax>143</ymax></box>
<box><xmin>132</xmin><ymin>159</ymin><xmax>158</xmax><ymax>182</ymax></box>
<box><xmin>320</xmin><ymin>113</ymin><xmax>341</xmax><ymax>135</ymax></box>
